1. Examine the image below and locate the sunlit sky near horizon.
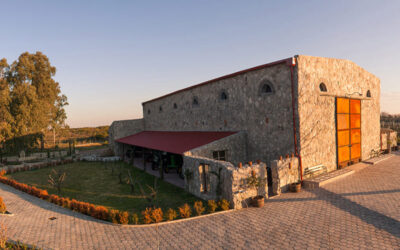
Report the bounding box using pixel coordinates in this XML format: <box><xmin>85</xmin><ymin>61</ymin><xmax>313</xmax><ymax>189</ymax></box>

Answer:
<box><xmin>1</xmin><ymin>1</ymin><xmax>400</xmax><ymax>128</ymax></box>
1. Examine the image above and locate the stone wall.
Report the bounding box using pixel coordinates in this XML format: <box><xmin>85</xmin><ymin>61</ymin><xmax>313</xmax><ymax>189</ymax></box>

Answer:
<box><xmin>296</xmin><ymin>55</ymin><xmax>380</xmax><ymax>173</ymax></box>
<box><xmin>108</xmin><ymin>119</ymin><xmax>144</xmax><ymax>155</ymax></box>
<box><xmin>380</xmin><ymin>129</ymin><xmax>398</xmax><ymax>151</ymax></box>
<box><xmin>183</xmin><ymin>155</ymin><xmax>267</xmax><ymax>209</ymax></box>
<box><xmin>142</xmin><ymin>63</ymin><xmax>296</xmax><ymax>165</ymax></box>
<box><xmin>271</xmin><ymin>156</ymin><xmax>300</xmax><ymax>195</ymax></box>
<box><xmin>186</xmin><ymin>131</ymin><xmax>247</xmax><ymax>165</ymax></box>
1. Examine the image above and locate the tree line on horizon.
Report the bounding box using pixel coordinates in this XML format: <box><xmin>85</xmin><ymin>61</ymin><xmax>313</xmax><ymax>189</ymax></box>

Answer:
<box><xmin>0</xmin><ymin>52</ymin><xmax>68</xmax><ymax>150</ymax></box>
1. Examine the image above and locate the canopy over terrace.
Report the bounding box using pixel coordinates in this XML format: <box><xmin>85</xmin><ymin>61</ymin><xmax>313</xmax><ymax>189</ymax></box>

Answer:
<box><xmin>115</xmin><ymin>131</ymin><xmax>237</xmax><ymax>155</ymax></box>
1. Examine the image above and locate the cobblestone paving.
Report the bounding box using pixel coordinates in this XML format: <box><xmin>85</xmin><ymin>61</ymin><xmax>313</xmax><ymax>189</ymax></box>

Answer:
<box><xmin>0</xmin><ymin>155</ymin><xmax>399</xmax><ymax>249</ymax></box>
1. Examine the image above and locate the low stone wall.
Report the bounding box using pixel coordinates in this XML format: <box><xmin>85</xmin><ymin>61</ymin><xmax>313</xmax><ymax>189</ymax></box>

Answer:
<box><xmin>183</xmin><ymin>155</ymin><xmax>267</xmax><ymax>209</ymax></box>
<box><xmin>108</xmin><ymin>119</ymin><xmax>144</xmax><ymax>155</ymax></box>
<box><xmin>381</xmin><ymin>129</ymin><xmax>398</xmax><ymax>151</ymax></box>
<box><xmin>271</xmin><ymin>156</ymin><xmax>300</xmax><ymax>195</ymax></box>
<box><xmin>186</xmin><ymin>131</ymin><xmax>247</xmax><ymax>165</ymax></box>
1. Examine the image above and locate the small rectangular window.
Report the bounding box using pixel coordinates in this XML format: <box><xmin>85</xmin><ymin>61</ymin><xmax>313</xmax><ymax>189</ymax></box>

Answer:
<box><xmin>212</xmin><ymin>150</ymin><xmax>226</xmax><ymax>161</ymax></box>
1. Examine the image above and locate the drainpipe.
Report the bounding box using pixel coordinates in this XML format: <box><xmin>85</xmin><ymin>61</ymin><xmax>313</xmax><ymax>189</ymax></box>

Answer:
<box><xmin>289</xmin><ymin>57</ymin><xmax>303</xmax><ymax>182</ymax></box>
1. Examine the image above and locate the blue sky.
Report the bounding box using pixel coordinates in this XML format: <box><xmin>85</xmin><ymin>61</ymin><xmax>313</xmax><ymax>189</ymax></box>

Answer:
<box><xmin>1</xmin><ymin>1</ymin><xmax>399</xmax><ymax>127</ymax></box>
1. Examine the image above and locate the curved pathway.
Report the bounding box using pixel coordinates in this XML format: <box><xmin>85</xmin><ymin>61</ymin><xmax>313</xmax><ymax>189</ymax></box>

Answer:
<box><xmin>1</xmin><ymin>155</ymin><xmax>400</xmax><ymax>249</ymax></box>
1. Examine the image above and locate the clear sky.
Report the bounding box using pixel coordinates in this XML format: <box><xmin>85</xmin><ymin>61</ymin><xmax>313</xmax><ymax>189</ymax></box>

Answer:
<box><xmin>1</xmin><ymin>1</ymin><xmax>399</xmax><ymax>127</ymax></box>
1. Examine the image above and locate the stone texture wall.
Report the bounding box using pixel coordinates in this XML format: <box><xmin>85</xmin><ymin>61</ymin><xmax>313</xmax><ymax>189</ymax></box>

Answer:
<box><xmin>186</xmin><ymin>131</ymin><xmax>247</xmax><ymax>165</ymax></box>
<box><xmin>380</xmin><ymin>129</ymin><xmax>397</xmax><ymax>150</ymax></box>
<box><xmin>271</xmin><ymin>156</ymin><xmax>300</xmax><ymax>195</ymax></box>
<box><xmin>108</xmin><ymin>119</ymin><xmax>144</xmax><ymax>155</ymax></box>
<box><xmin>143</xmin><ymin>63</ymin><xmax>295</xmax><ymax>165</ymax></box>
<box><xmin>296</xmin><ymin>55</ymin><xmax>380</xmax><ymax>173</ymax></box>
<box><xmin>183</xmin><ymin>155</ymin><xmax>267</xmax><ymax>209</ymax></box>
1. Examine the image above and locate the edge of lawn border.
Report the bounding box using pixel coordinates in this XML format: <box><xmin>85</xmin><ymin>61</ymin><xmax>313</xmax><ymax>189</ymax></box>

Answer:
<box><xmin>0</xmin><ymin>182</ymin><xmax>238</xmax><ymax>228</ymax></box>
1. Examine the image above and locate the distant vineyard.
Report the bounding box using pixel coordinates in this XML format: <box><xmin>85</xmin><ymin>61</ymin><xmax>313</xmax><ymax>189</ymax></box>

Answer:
<box><xmin>43</xmin><ymin>126</ymin><xmax>109</xmax><ymax>147</ymax></box>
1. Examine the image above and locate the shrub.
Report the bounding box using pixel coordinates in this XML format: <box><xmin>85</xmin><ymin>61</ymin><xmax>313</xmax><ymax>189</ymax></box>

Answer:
<box><xmin>63</xmin><ymin>198</ymin><xmax>71</xmax><ymax>208</ymax></box>
<box><xmin>142</xmin><ymin>208</ymin><xmax>152</xmax><ymax>224</ymax></box>
<box><xmin>131</xmin><ymin>213</ymin><xmax>139</xmax><ymax>224</ymax></box>
<box><xmin>218</xmin><ymin>199</ymin><xmax>230</xmax><ymax>211</ymax></box>
<box><xmin>151</xmin><ymin>208</ymin><xmax>163</xmax><ymax>223</ymax></box>
<box><xmin>79</xmin><ymin>202</ymin><xmax>90</xmax><ymax>215</ymax></box>
<box><xmin>89</xmin><ymin>204</ymin><xmax>96</xmax><ymax>216</ymax></box>
<box><xmin>109</xmin><ymin>209</ymin><xmax>119</xmax><ymax>224</ymax></box>
<box><xmin>0</xmin><ymin>170</ymin><xmax>6</xmax><ymax>177</ymax></box>
<box><xmin>178</xmin><ymin>203</ymin><xmax>191</xmax><ymax>218</ymax></box>
<box><xmin>165</xmin><ymin>208</ymin><xmax>177</xmax><ymax>221</ymax></box>
<box><xmin>95</xmin><ymin>206</ymin><xmax>109</xmax><ymax>220</ymax></box>
<box><xmin>193</xmin><ymin>201</ymin><xmax>205</xmax><ymax>216</ymax></box>
<box><xmin>70</xmin><ymin>199</ymin><xmax>80</xmax><ymax>211</ymax></box>
<box><xmin>207</xmin><ymin>200</ymin><xmax>218</xmax><ymax>213</ymax></box>
<box><xmin>119</xmin><ymin>211</ymin><xmax>129</xmax><ymax>225</ymax></box>
<box><xmin>0</xmin><ymin>197</ymin><xmax>6</xmax><ymax>214</ymax></box>
<box><xmin>49</xmin><ymin>194</ymin><xmax>59</xmax><ymax>204</ymax></box>
<box><xmin>39</xmin><ymin>189</ymin><xmax>49</xmax><ymax>200</ymax></box>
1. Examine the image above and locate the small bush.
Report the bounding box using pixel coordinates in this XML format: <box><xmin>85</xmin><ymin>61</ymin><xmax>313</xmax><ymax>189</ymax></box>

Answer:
<box><xmin>49</xmin><ymin>194</ymin><xmax>59</xmax><ymax>204</ymax></box>
<box><xmin>218</xmin><ymin>199</ymin><xmax>230</xmax><ymax>211</ymax></box>
<box><xmin>39</xmin><ymin>189</ymin><xmax>49</xmax><ymax>200</ymax></box>
<box><xmin>70</xmin><ymin>199</ymin><xmax>80</xmax><ymax>211</ymax></box>
<box><xmin>89</xmin><ymin>204</ymin><xmax>96</xmax><ymax>216</ymax></box>
<box><xmin>95</xmin><ymin>206</ymin><xmax>109</xmax><ymax>220</ymax></box>
<box><xmin>0</xmin><ymin>197</ymin><xmax>6</xmax><ymax>214</ymax></box>
<box><xmin>207</xmin><ymin>200</ymin><xmax>218</xmax><ymax>213</ymax></box>
<box><xmin>63</xmin><ymin>198</ymin><xmax>71</xmax><ymax>208</ymax></box>
<box><xmin>165</xmin><ymin>208</ymin><xmax>177</xmax><ymax>221</ymax></box>
<box><xmin>131</xmin><ymin>213</ymin><xmax>139</xmax><ymax>224</ymax></box>
<box><xmin>119</xmin><ymin>211</ymin><xmax>129</xmax><ymax>225</ymax></box>
<box><xmin>178</xmin><ymin>203</ymin><xmax>191</xmax><ymax>218</ymax></box>
<box><xmin>193</xmin><ymin>201</ymin><xmax>205</xmax><ymax>216</ymax></box>
<box><xmin>151</xmin><ymin>208</ymin><xmax>163</xmax><ymax>223</ymax></box>
<box><xmin>109</xmin><ymin>209</ymin><xmax>119</xmax><ymax>224</ymax></box>
<box><xmin>142</xmin><ymin>208</ymin><xmax>152</xmax><ymax>224</ymax></box>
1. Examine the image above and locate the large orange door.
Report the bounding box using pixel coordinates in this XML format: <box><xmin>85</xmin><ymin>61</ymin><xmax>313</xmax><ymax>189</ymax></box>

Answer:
<box><xmin>336</xmin><ymin>98</ymin><xmax>361</xmax><ymax>168</ymax></box>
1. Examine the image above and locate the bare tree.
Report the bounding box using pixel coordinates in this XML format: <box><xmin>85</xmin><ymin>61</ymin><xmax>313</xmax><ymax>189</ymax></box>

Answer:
<box><xmin>137</xmin><ymin>177</ymin><xmax>158</xmax><ymax>207</ymax></box>
<box><xmin>48</xmin><ymin>168</ymin><xmax>66</xmax><ymax>194</ymax></box>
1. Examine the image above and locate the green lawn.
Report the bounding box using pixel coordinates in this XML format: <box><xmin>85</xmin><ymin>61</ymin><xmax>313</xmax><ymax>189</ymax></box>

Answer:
<box><xmin>7</xmin><ymin>161</ymin><xmax>199</xmax><ymax>213</ymax></box>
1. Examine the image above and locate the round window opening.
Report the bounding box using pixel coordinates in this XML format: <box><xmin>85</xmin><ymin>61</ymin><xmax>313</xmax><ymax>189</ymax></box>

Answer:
<box><xmin>261</xmin><ymin>84</ymin><xmax>273</xmax><ymax>93</ymax></box>
<box><xmin>319</xmin><ymin>83</ymin><xmax>327</xmax><ymax>92</ymax></box>
<box><xmin>366</xmin><ymin>90</ymin><xmax>371</xmax><ymax>97</ymax></box>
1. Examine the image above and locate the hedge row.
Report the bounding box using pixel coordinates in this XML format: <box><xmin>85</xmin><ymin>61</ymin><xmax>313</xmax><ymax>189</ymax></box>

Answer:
<box><xmin>0</xmin><ymin>174</ymin><xmax>231</xmax><ymax>225</ymax></box>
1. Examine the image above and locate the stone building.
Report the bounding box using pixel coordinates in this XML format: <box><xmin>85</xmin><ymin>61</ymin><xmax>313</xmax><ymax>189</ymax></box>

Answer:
<box><xmin>109</xmin><ymin>55</ymin><xmax>380</xmax><ymax>207</ymax></box>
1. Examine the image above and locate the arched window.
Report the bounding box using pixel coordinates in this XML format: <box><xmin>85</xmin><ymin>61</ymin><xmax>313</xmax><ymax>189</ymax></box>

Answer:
<box><xmin>319</xmin><ymin>83</ymin><xmax>327</xmax><ymax>92</ymax></box>
<box><xmin>173</xmin><ymin>103</ymin><xmax>178</xmax><ymax>109</ymax></box>
<box><xmin>366</xmin><ymin>90</ymin><xmax>371</xmax><ymax>97</ymax></box>
<box><xmin>220</xmin><ymin>91</ymin><xmax>228</xmax><ymax>101</ymax></box>
<box><xmin>159</xmin><ymin>106</ymin><xmax>163</xmax><ymax>112</ymax></box>
<box><xmin>260</xmin><ymin>80</ymin><xmax>274</xmax><ymax>94</ymax></box>
<box><xmin>192</xmin><ymin>96</ymin><xmax>199</xmax><ymax>107</ymax></box>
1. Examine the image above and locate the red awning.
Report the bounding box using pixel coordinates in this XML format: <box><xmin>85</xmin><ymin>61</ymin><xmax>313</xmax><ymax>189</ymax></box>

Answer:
<box><xmin>115</xmin><ymin>131</ymin><xmax>237</xmax><ymax>155</ymax></box>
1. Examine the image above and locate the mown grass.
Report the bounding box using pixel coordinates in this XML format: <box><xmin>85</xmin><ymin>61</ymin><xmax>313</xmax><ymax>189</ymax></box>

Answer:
<box><xmin>7</xmin><ymin>161</ymin><xmax>198</xmax><ymax>213</ymax></box>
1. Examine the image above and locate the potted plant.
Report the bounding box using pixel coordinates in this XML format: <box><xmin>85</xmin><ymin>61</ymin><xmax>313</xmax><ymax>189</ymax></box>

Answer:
<box><xmin>289</xmin><ymin>182</ymin><xmax>301</xmax><ymax>193</ymax></box>
<box><xmin>246</xmin><ymin>170</ymin><xmax>267</xmax><ymax>208</ymax></box>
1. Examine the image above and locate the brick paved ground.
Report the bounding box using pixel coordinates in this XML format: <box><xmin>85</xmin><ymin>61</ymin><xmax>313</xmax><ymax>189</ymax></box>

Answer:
<box><xmin>0</xmin><ymin>154</ymin><xmax>399</xmax><ymax>249</ymax></box>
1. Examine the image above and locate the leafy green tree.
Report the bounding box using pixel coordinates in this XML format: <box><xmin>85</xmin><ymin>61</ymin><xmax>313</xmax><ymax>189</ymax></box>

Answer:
<box><xmin>0</xmin><ymin>59</ymin><xmax>12</xmax><ymax>145</ymax></box>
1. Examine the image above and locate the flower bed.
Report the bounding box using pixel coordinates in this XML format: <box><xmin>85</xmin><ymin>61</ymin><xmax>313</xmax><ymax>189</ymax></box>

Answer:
<box><xmin>0</xmin><ymin>170</ymin><xmax>231</xmax><ymax>225</ymax></box>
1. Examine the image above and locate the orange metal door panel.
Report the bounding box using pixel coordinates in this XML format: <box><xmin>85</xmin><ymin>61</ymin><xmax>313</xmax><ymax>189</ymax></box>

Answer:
<box><xmin>350</xmin><ymin>114</ymin><xmax>361</xmax><ymax>128</ymax></box>
<box><xmin>350</xmin><ymin>99</ymin><xmax>361</xmax><ymax>114</ymax></box>
<box><xmin>337</xmin><ymin>98</ymin><xmax>350</xmax><ymax>113</ymax></box>
<box><xmin>351</xmin><ymin>144</ymin><xmax>361</xmax><ymax>159</ymax></box>
<box><xmin>336</xmin><ymin>98</ymin><xmax>361</xmax><ymax>167</ymax></box>
<box><xmin>338</xmin><ymin>146</ymin><xmax>350</xmax><ymax>163</ymax></box>
<box><xmin>351</xmin><ymin>129</ymin><xmax>361</xmax><ymax>144</ymax></box>
<box><xmin>337</xmin><ymin>130</ymin><xmax>350</xmax><ymax>146</ymax></box>
<box><xmin>337</xmin><ymin>114</ymin><xmax>349</xmax><ymax>130</ymax></box>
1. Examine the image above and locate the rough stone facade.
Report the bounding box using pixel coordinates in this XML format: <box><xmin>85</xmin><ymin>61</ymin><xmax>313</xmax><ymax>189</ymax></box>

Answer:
<box><xmin>108</xmin><ymin>119</ymin><xmax>144</xmax><ymax>155</ymax></box>
<box><xmin>183</xmin><ymin>155</ymin><xmax>267</xmax><ymax>209</ymax></box>
<box><xmin>142</xmin><ymin>63</ymin><xmax>295</xmax><ymax>165</ymax></box>
<box><xmin>271</xmin><ymin>156</ymin><xmax>300</xmax><ymax>195</ymax></box>
<box><xmin>185</xmin><ymin>132</ymin><xmax>247</xmax><ymax>165</ymax></box>
<box><xmin>296</xmin><ymin>55</ymin><xmax>380</xmax><ymax>173</ymax></box>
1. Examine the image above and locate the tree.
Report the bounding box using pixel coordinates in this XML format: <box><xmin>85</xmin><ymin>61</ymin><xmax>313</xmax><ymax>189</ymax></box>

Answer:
<box><xmin>0</xmin><ymin>59</ymin><xmax>12</xmax><ymax>145</ymax></box>
<box><xmin>2</xmin><ymin>52</ymin><xmax>68</xmax><ymax>147</ymax></box>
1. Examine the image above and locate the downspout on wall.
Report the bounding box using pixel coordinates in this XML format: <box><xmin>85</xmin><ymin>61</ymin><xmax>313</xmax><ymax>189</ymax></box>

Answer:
<box><xmin>289</xmin><ymin>56</ymin><xmax>303</xmax><ymax>182</ymax></box>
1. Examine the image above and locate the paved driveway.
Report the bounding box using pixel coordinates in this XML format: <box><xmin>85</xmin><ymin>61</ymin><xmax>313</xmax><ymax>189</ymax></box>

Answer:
<box><xmin>0</xmin><ymin>154</ymin><xmax>399</xmax><ymax>249</ymax></box>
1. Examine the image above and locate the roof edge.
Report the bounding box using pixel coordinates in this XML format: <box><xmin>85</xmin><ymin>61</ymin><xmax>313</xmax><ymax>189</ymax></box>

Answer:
<box><xmin>142</xmin><ymin>57</ymin><xmax>293</xmax><ymax>105</ymax></box>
